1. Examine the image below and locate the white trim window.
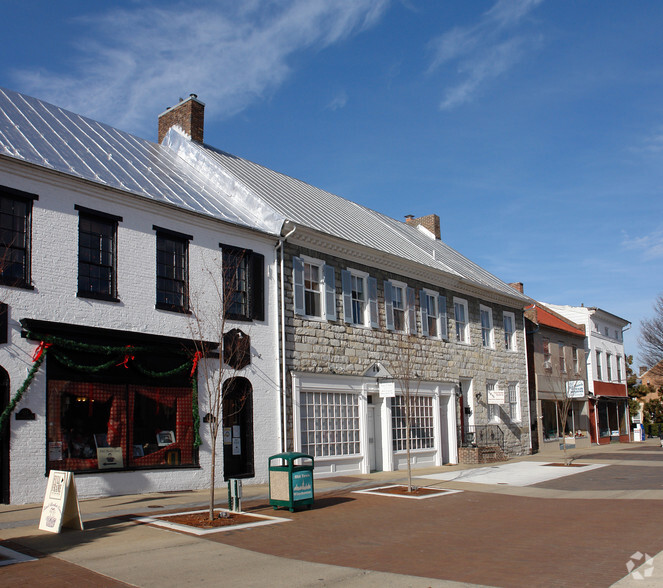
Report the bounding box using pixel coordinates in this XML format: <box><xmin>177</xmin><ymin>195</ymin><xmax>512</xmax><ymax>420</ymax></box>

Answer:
<box><xmin>420</xmin><ymin>290</ymin><xmax>447</xmax><ymax>339</ymax></box>
<box><xmin>503</xmin><ymin>311</ymin><xmax>516</xmax><ymax>351</ymax></box>
<box><xmin>454</xmin><ymin>297</ymin><xmax>469</xmax><ymax>343</ymax></box>
<box><xmin>507</xmin><ymin>382</ymin><xmax>520</xmax><ymax>422</ymax></box>
<box><xmin>606</xmin><ymin>352</ymin><xmax>613</xmax><ymax>381</ymax></box>
<box><xmin>543</xmin><ymin>338</ymin><xmax>552</xmax><ymax>369</ymax></box>
<box><xmin>486</xmin><ymin>381</ymin><xmax>500</xmax><ymax>421</ymax></box>
<box><xmin>293</xmin><ymin>255</ymin><xmax>336</xmax><ymax>321</ymax></box>
<box><xmin>341</xmin><ymin>269</ymin><xmax>379</xmax><ymax>328</ymax></box>
<box><xmin>391</xmin><ymin>395</ymin><xmax>434</xmax><ymax>451</ymax></box>
<box><xmin>480</xmin><ymin>305</ymin><xmax>494</xmax><ymax>348</ymax></box>
<box><xmin>572</xmin><ymin>345</ymin><xmax>579</xmax><ymax>374</ymax></box>
<box><xmin>616</xmin><ymin>355</ymin><xmax>623</xmax><ymax>382</ymax></box>
<box><xmin>385</xmin><ymin>280</ymin><xmax>416</xmax><ymax>334</ymax></box>
<box><xmin>596</xmin><ymin>350</ymin><xmax>603</xmax><ymax>381</ymax></box>
<box><xmin>558</xmin><ymin>342</ymin><xmax>567</xmax><ymax>373</ymax></box>
<box><xmin>300</xmin><ymin>391</ymin><xmax>360</xmax><ymax>457</ymax></box>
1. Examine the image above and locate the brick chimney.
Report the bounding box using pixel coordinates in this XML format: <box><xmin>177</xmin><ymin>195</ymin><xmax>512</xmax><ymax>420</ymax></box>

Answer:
<box><xmin>158</xmin><ymin>94</ymin><xmax>205</xmax><ymax>144</ymax></box>
<box><xmin>404</xmin><ymin>214</ymin><xmax>441</xmax><ymax>240</ymax></box>
<box><xmin>508</xmin><ymin>282</ymin><xmax>524</xmax><ymax>294</ymax></box>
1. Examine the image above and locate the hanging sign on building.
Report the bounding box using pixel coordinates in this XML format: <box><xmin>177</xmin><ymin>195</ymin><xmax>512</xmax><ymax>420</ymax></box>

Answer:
<box><xmin>379</xmin><ymin>381</ymin><xmax>396</xmax><ymax>398</ymax></box>
<box><xmin>488</xmin><ymin>386</ymin><xmax>505</xmax><ymax>404</ymax></box>
<box><xmin>566</xmin><ymin>380</ymin><xmax>585</xmax><ymax>398</ymax></box>
<box><xmin>39</xmin><ymin>470</ymin><xmax>84</xmax><ymax>533</ymax></box>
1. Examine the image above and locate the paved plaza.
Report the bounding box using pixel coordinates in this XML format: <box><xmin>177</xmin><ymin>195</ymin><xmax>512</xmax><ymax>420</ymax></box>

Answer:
<box><xmin>2</xmin><ymin>440</ymin><xmax>663</xmax><ymax>587</ymax></box>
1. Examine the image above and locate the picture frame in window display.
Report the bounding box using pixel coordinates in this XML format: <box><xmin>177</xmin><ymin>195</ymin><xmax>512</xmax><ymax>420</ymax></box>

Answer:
<box><xmin>157</xmin><ymin>430</ymin><xmax>175</xmax><ymax>446</ymax></box>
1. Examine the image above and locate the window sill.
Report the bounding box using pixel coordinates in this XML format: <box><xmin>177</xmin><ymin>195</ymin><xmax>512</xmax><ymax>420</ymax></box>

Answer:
<box><xmin>155</xmin><ymin>303</ymin><xmax>191</xmax><ymax>315</ymax></box>
<box><xmin>0</xmin><ymin>279</ymin><xmax>34</xmax><ymax>290</ymax></box>
<box><xmin>77</xmin><ymin>292</ymin><xmax>120</xmax><ymax>303</ymax></box>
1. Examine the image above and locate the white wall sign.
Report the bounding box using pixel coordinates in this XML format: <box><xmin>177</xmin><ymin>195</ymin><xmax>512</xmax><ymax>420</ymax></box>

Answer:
<box><xmin>379</xmin><ymin>381</ymin><xmax>396</xmax><ymax>398</ymax></box>
<box><xmin>488</xmin><ymin>386</ymin><xmax>505</xmax><ymax>405</ymax></box>
<box><xmin>39</xmin><ymin>470</ymin><xmax>84</xmax><ymax>533</ymax></box>
<box><xmin>566</xmin><ymin>380</ymin><xmax>585</xmax><ymax>398</ymax></box>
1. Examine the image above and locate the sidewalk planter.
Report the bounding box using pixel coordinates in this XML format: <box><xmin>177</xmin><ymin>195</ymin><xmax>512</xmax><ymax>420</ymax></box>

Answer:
<box><xmin>268</xmin><ymin>452</ymin><xmax>314</xmax><ymax>512</ymax></box>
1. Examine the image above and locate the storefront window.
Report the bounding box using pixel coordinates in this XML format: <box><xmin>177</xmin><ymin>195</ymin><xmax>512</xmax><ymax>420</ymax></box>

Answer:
<box><xmin>391</xmin><ymin>395</ymin><xmax>434</xmax><ymax>451</ymax></box>
<box><xmin>47</xmin><ymin>380</ymin><xmax>195</xmax><ymax>472</ymax></box>
<box><xmin>300</xmin><ymin>391</ymin><xmax>360</xmax><ymax>458</ymax></box>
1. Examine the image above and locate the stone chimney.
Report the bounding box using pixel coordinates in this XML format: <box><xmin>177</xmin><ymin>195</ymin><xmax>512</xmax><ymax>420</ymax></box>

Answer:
<box><xmin>158</xmin><ymin>94</ymin><xmax>205</xmax><ymax>144</ymax></box>
<box><xmin>508</xmin><ymin>282</ymin><xmax>524</xmax><ymax>294</ymax></box>
<box><xmin>404</xmin><ymin>214</ymin><xmax>441</xmax><ymax>240</ymax></box>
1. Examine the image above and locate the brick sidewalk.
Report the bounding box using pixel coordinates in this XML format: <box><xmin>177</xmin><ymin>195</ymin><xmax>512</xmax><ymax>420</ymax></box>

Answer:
<box><xmin>209</xmin><ymin>489</ymin><xmax>663</xmax><ymax>588</ymax></box>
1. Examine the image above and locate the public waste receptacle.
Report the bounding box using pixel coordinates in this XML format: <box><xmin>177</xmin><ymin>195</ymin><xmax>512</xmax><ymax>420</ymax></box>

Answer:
<box><xmin>268</xmin><ymin>452</ymin><xmax>314</xmax><ymax>512</ymax></box>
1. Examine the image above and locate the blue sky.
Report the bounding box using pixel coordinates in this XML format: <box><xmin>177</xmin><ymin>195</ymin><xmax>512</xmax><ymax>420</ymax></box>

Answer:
<box><xmin>2</xmin><ymin>0</ymin><xmax>662</xmax><ymax>365</ymax></box>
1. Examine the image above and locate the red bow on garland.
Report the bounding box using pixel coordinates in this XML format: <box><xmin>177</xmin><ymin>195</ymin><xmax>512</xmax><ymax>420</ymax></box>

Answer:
<box><xmin>31</xmin><ymin>341</ymin><xmax>51</xmax><ymax>362</ymax></box>
<box><xmin>190</xmin><ymin>351</ymin><xmax>203</xmax><ymax>378</ymax></box>
<box><xmin>116</xmin><ymin>345</ymin><xmax>135</xmax><ymax>369</ymax></box>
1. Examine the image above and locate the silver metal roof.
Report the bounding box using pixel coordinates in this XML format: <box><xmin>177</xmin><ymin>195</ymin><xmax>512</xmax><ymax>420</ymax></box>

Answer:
<box><xmin>195</xmin><ymin>142</ymin><xmax>526</xmax><ymax>301</ymax></box>
<box><xmin>0</xmin><ymin>88</ymin><xmax>284</xmax><ymax>235</ymax></box>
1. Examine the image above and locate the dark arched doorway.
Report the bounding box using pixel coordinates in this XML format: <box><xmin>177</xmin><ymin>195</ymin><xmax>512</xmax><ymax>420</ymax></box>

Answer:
<box><xmin>222</xmin><ymin>377</ymin><xmax>254</xmax><ymax>480</ymax></box>
<box><xmin>0</xmin><ymin>367</ymin><xmax>9</xmax><ymax>504</ymax></box>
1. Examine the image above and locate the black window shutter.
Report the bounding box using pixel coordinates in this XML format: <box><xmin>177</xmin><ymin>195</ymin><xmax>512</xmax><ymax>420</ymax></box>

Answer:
<box><xmin>250</xmin><ymin>252</ymin><xmax>265</xmax><ymax>321</ymax></box>
<box><xmin>0</xmin><ymin>303</ymin><xmax>7</xmax><ymax>344</ymax></box>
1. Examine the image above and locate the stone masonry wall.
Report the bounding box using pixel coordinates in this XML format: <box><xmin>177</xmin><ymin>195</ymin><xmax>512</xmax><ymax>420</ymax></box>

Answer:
<box><xmin>282</xmin><ymin>243</ymin><xmax>530</xmax><ymax>458</ymax></box>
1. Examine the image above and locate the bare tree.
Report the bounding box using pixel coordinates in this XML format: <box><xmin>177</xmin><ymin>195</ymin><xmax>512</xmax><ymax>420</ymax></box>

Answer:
<box><xmin>188</xmin><ymin>250</ymin><xmax>252</xmax><ymax>521</ymax></box>
<box><xmin>640</xmin><ymin>294</ymin><xmax>663</xmax><ymax>377</ymax></box>
<box><xmin>391</xmin><ymin>333</ymin><xmax>422</xmax><ymax>492</ymax></box>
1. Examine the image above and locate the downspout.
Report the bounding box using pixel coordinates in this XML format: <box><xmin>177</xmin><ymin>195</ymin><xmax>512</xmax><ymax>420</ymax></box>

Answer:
<box><xmin>275</xmin><ymin>224</ymin><xmax>296</xmax><ymax>453</ymax></box>
<box><xmin>523</xmin><ymin>318</ymin><xmax>534</xmax><ymax>454</ymax></box>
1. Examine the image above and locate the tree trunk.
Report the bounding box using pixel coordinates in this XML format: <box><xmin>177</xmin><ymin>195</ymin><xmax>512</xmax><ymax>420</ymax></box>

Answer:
<box><xmin>209</xmin><ymin>439</ymin><xmax>216</xmax><ymax>521</ymax></box>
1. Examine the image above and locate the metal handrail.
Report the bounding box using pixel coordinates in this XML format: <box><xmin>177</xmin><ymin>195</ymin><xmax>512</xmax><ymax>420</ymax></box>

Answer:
<box><xmin>460</xmin><ymin>424</ymin><xmax>505</xmax><ymax>451</ymax></box>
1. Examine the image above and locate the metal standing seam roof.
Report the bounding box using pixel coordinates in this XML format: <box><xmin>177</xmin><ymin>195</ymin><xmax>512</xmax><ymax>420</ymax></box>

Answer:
<box><xmin>0</xmin><ymin>87</ymin><xmax>284</xmax><ymax>235</ymax></box>
<box><xmin>195</xmin><ymin>142</ymin><xmax>527</xmax><ymax>301</ymax></box>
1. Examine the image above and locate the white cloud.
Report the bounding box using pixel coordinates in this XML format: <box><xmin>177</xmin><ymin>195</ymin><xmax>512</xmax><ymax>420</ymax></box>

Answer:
<box><xmin>327</xmin><ymin>90</ymin><xmax>349</xmax><ymax>111</ymax></box>
<box><xmin>12</xmin><ymin>0</ymin><xmax>389</xmax><ymax>136</ymax></box>
<box><xmin>622</xmin><ymin>228</ymin><xmax>663</xmax><ymax>260</ymax></box>
<box><xmin>428</xmin><ymin>0</ymin><xmax>544</xmax><ymax>110</ymax></box>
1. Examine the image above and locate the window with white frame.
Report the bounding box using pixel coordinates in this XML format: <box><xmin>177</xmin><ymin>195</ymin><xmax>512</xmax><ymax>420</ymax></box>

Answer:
<box><xmin>385</xmin><ymin>280</ymin><xmax>415</xmax><ymax>334</ymax></box>
<box><xmin>300</xmin><ymin>391</ymin><xmax>360</xmax><ymax>457</ymax></box>
<box><xmin>596</xmin><ymin>350</ymin><xmax>603</xmax><ymax>380</ymax></box>
<box><xmin>507</xmin><ymin>382</ymin><xmax>520</xmax><ymax>421</ymax></box>
<box><xmin>558</xmin><ymin>342</ymin><xmax>566</xmax><ymax>373</ymax></box>
<box><xmin>454</xmin><ymin>298</ymin><xmax>469</xmax><ymax>343</ymax></box>
<box><xmin>487</xmin><ymin>381</ymin><xmax>500</xmax><ymax>421</ymax></box>
<box><xmin>420</xmin><ymin>290</ymin><xmax>447</xmax><ymax>339</ymax></box>
<box><xmin>293</xmin><ymin>256</ymin><xmax>336</xmax><ymax>321</ymax></box>
<box><xmin>616</xmin><ymin>355</ymin><xmax>622</xmax><ymax>382</ymax></box>
<box><xmin>572</xmin><ymin>345</ymin><xmax>579</xmax><ymax>373</ymax></box>
<box><xmin>503</xmin><ymin>312</ymin><xmax>516</xmax><ymax>351</ymax></box>
<box><xmin>480</xmin><ymin>305</ymin><xmax>494</xmax><ymax>348</ymax></box>
<box><xmin>391</xmin><ymin>395</ymin><xmax>434</xmax><ymax>451</ymax></box>
<box><xmin>543</xmin><ymin>338</ymin><xmax>551</xmax><ymax>369</ymax></box>
<box><xmin>341</xmin><ymin>269</ymin><xmax>379</xmax><ymax>328</ymax></box>
<box><xmin>606</xmin><ymin>352</ymin><xmax>613</xmax><ymax>381</ymax></box>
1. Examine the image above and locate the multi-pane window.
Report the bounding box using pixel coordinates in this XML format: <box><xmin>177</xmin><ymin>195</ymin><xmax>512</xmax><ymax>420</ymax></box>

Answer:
<box><xmin>155</xmin><ymin>227</ymin><xmax>190</xmax><ymax>312</ymax></box>
<box><xmin>351</xmin><ymin>274</ymin><xmax>366</xmax><ymax>324</ymax></box>
<box><xmin>616</xmin><ymin>355</ymin><xmax>622</xmax><ymax>382</ymax></box>
<box><xmin>596</xmin><ymin>350</ymin><xmax>603</xmax><ymax>380</ymax></box>
<box><xmin>425</xmin><ymin>294</ymin><xmax>438</xmax><ymax>337</ymax></box>
<box><xmin>454</xmin><ymin>298</ymin><xmax>469</xmax><ymax>343</ymax></box>
<box><xmin>487</xmin><ymin>381</ymin><xmax>499</xmax><ymax>421</ymax></box>
<box><xmin>606</xmin><ymin>353</ymin><xmax>613</xmax><ymax>381</ymax></box>
<box><xmin>304</xmin><ymin>261</ymin><xmax>322</xmax><ymax>317</ymax></box>
<box><xmin>300</xmin><ymin>392</ymin><xmax>360</xmax><ymax>457</ymax></box>
<box><xmin>221</xmin><ymin>245</ymin><xmax>265</xmax><ymax>321</ymax></box>
<box><xmin>391</xmin><ymin>395</ymin><xmax>434</xmax><ymax>451</ymax></box>
<box><xmin>77</xmin><ymin>207</ymin><xmax>120</xmax><ymax>301</ymax></box>
<box><xmin>392</xmin><ymin>284</ymin><xmax>405</xmax><ymax>332</ymax></box>
<box><xmin>508</xmin><ymin>383</ymin><xmax>520</xmax><ymax>421</ymax></box>
<box><xmin>572</xmin><ymin>345</ymin><xmax>579</xmax><ymax>373</ymax></box>
<box><xmin>480</xmin><ymin>305</ymin><xmax>493</xmax><ymax>348</ymax></box>
<box><xmin>543</xmin><ymin>338</ymin><xmax>551</xmax><ymax>368</ymax></box>
<box><xmin>503</xmin><ymin>312</ymin><xmax>516</xmax><ymax>350</ymax></box>
<box><xmin>558</xmin><ymin>342</ymin><xmax>566</xmax><ymax>373</ymax></box>
<box><xmin>0</xmin><ymin>188</ymin><xmax>35</xmax><ymax>288</ymax></box>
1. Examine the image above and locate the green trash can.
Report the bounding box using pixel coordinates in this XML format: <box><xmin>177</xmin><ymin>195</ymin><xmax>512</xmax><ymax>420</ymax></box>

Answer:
<box><xmin>268</xmin><ymin>452</ymin><xmax>314</xmax><ymax>512</ymax></box>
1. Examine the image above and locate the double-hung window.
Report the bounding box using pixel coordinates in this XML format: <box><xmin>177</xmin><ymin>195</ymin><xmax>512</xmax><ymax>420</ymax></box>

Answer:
<box><xmin>0</xmin><ymin>186</ymin><xmax>37</xmax><ymax>288</ymax></box>
<box><xmin>507</xmin><ymin>382</ymin><xmax>520</xmax><ymax>421</ymax></box>
<box><xmin>487</xmin><ymin>381</ymin><xmax>499</xmax><ymax>421</ymax></box>
<box><xmin>221</xmin><ymin>244</ymin><xmax>265</xmax><ymax>321</ymax></box>
<box><xmin>558</xmin><ymin>342</ymin><xmax>566</xmax><ymax>373</ymax></box>
<box><xmin>543</xmin><ymin>338</ymin><xmax>551</xmax><ymax>368</ymax></box>
<box><xmin>385</xmin><ymin>280</ymin><xmax>415</xmax><ymax>334</ymax></box>
<box><xmin>616</xmin><ymin>355</ymin><xmax>622</xmax><ymax>382</ymax></box>
<box><xmin>76</xmin><ymin>206</ymin><xmax>120</xmax><ymax>301</ymax></box>
<box><xmin>341</xmin><ymin>269</ymin><xmax>378</xmax><ymax>328</ymax></box>
<box><xmin>595</xmin><ymin>350</ymin><xmax>603</xmax><ymax>381</ymax></box>
<box><xmin>293</xmin><ymin>256</ymin><xmax>336</xmax><ymax>321</ymax></box>
<box><xmin>572</xmin><ymin>345</ymin><xmax>579</xmax><ymax>373</ymax></box>
<box><xmin>454</xmin><ymin>298</ymin><xmax>469</xmax><ymax>343</ymax></box>
<box><xmin>480</xmin><ymin>305</ymin><xmax>494</xmax><ymax>348</ymax></box>
<box><xmin>154</xmin><ymin>226</ymin><xmax>191</xmax><ymax>313</ymax></box>
<box><xmin>503</xmin><ymin>311</ymin><xmax>516</xmax><ymax>351</ymax></box>
<box><xmin>606</xmin><ymin>353</ymin><xmax>613</xmax><ymax>381</ymax></box>
<box><xmin>420</xmin><ymin>290</ymin><xmax>447</xmax><ymax>339</ymax></box>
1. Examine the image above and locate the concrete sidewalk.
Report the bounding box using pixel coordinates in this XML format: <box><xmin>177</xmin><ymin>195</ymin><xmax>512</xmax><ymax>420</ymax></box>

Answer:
<box><xmin>2</xmin><ymin>439</ymin><xmax>662</xmax><ymax>587</ymax></box>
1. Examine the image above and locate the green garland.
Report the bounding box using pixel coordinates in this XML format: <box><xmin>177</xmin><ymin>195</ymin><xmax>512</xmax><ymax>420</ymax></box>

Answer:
<box><xmin>0</xmin><ymin>350</ymin><xmax>47</xmax><ymax>435</ymax></box>
<box><xmin>0</xmin><ymin>333</ymin><xmax>203</xmax><ymax>444</ymax></box>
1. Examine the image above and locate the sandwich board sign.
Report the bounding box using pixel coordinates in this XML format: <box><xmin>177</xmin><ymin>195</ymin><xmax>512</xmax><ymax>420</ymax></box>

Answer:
<box><xmin>39</xmin><ymin>470</ymin><xmax>84</xmax><ymax>533</ymax></box>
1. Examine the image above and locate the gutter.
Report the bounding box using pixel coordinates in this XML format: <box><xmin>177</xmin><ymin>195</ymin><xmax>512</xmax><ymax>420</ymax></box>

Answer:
<box><xmin>275</xmin><ymin>222</ymin><xmax>297</xmax><ymax>453</ymax></box>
